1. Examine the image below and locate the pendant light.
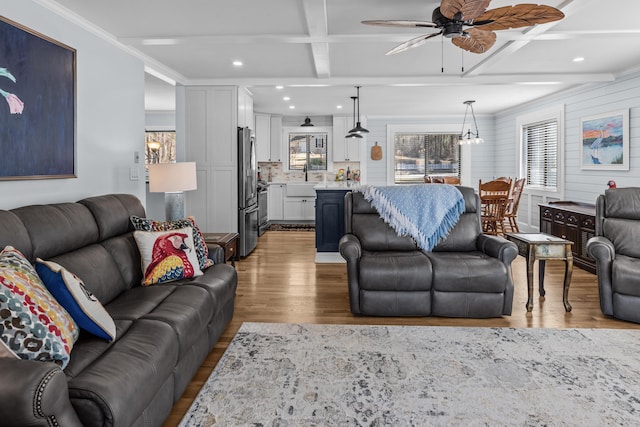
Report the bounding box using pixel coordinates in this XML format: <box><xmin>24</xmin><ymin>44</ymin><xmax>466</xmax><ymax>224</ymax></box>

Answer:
<box><xmin>301</xmin><ymin>116</ymin><xmax>314</xmax><ymax>127</ymax></box>
<box><xmin>458</xmin><ymin>100</ymin><xmax>484</xmax><ymax>145</ymax></box>
<box><xmin>348</xmin><ymin>86</ymin><xmax>369</xmax><ymax>134</ymax></box>
<box><xmin>345</xmin><ymin>96</ymin><xmax>362</xmax><ymax>139</ymax></box>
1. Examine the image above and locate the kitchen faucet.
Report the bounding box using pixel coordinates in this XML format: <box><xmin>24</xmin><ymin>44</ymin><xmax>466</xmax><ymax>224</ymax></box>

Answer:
<box><xmin>303</xmin><ymin>163</ymin><xmax>308</xmax><ymax>181</ymax></box>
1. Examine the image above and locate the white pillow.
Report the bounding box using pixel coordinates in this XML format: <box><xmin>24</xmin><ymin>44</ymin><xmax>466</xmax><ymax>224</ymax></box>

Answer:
<box><xmin>133</xmin><ymin>227</ymin><xmax>203</xmax><ymax>285</ymax></box>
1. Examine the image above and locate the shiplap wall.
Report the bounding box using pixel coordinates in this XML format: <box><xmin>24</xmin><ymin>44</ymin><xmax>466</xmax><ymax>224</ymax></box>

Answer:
<box><xmin>494</xmin><ymin>70</ymin><xmax>640</xmax><ymax>231</ymax></box>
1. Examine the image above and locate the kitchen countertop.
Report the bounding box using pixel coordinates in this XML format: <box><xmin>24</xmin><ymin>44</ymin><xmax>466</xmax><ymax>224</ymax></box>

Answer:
<box><xmin>314</xmin><ymin>181</ymin><xmax>360</xmax><ymax>191</ymax></box>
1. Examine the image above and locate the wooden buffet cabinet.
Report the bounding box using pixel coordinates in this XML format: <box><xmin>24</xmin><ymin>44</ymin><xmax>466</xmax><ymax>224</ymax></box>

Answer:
<box><xmin>539</xmin><ymin>202</ymin><xmax>596</xmax><ymax>274</ymax></box>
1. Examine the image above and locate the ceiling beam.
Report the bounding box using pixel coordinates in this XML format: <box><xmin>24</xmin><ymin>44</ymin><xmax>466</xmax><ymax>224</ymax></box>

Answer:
<box><xmin>301</xmin><ymin>0</ymin><xmax>330</xmax><ymax>79</ymax></box>
<box><xmin>463</xmin><ymin>0</ymin><xmax>583</xmax><ymax>77</ymax></box>
<box><xmin>187</xmin><ymin>72</ymin><xmax>614</xmax><ymax>87</ymax></box>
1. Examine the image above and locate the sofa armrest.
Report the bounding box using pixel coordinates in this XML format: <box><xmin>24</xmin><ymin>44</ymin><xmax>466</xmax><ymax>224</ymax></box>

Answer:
<box><xmin>207</xmin><ymin>243</ymin><xmax>225</xmax><ymax>264</ymax></box>
<box><xmin>339</xmin><ymin>234</ymin><xmax>363</xmax><ymax>314</ymax></box>
<box><xmin>0</xmin><ymin>359</ymin><xmax>82</xmax><ymax>427</ymax></box>
<box><xmin>476</xmin><ymin>234</ymin><xmax>518</xmax><ymax>266</ymax></box>
<box><xmin>339</xmin><ymin>233</ymin><xmax>361</xmax><ymax>262</ymax></box>
<box><xmin>587</xmin><ymin>236</ymin><xmax>615</xmax><ymax>315</ymax></box>
<box><xmin>586</xmin><ymin>236</ymin><xmax>615</xmax><ymax>265</ymax></box>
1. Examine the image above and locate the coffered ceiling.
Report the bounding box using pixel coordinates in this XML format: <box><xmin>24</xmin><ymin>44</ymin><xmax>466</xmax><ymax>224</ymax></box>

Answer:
<box><xmin>47</xmin><ymin>0</ymin><xmax>640</xmax><ymax>116</ymax></box>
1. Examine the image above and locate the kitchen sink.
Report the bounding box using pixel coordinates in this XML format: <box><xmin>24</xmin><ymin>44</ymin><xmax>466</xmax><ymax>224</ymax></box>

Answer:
<box><xmin>286</xmin><ymin>182</ymin><xmax>318</xmax><ymax>197</ymax></box>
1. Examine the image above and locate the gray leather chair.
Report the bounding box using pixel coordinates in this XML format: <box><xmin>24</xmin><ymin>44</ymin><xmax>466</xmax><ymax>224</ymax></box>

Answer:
<box><xmin>587</xmin><ymin>187</ymin><xmax>640</xmax><ymax>323</ymax></box>
<box><xmin>340</xmin><ymin>186</ymin><xmax>518</xmax><ymax>318</ymax></box>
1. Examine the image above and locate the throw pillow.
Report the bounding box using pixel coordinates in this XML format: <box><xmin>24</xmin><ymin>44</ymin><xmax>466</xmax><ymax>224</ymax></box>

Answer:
<box><xmin>130</xmin><ymin>215</ymin><xmax>214</xmax><ymax>270</ymax></box>
<box><xmin>0</xmin><ymin>246</ymin><xmax>79</xmax><ymax>369</ymax></box>
<box><xmin>35</xmin><ymin>259</ymin><xmax>116</xmax><ymax>342</ymax></box>
<box><xmin>133</xmin><ymin>227</ymin><xmax>204</xmax><ymax>285</ymax></box>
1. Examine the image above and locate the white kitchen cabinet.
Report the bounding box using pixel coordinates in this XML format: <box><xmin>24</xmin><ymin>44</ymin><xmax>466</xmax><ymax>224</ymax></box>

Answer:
<box><xmin>269</xmin><ymin>115</ymin><xmax>282</xmax><ymax>162</ymax></box>
<box><xmin>237</xmin><ymin>87</ymin><xmax>254</xmax><ymax>129</ymax></box>
<box><xmin>283</xmin><ymin>197</ymin><xmax>315</xmax><ymax>221</ymax></box>
<box><xmin>184</xmin><ymin>85</ymin><xmax>239</xmax><ymax>233</ymax></box>
<box><xmin>255</xmin><ymin>113</ymin><xmax>271</xmax><ymax>162</ymax></box>
<box><xmin>256</xmin><ymin>114</ymin><xmax>282</xmax><ymax>163</ymax></box>
<box><xmin>332</xmin><ymin>116</ymin><xmax>362</xmax><ymax>162</ymax></box>
<box><xmin>268</xmin><ymin>183</ymin><xmax>285</xmax><ymax>220</ymax></box>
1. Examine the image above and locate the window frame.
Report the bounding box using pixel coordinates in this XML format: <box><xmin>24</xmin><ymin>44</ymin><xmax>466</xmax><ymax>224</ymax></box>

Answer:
<box><xmin>386</xmin><ymin>124</ymin><xmax>469</xmax><ymax>185</ymax></box>
<box><xmin>516</xmin><ymin>105</ymin><xmax>565</xmax><ymax>198</ymax></box>
<box><xmin>283</xmin><ymin>126</ymin><xmax>331</xmax><ymax>173</ymax></box>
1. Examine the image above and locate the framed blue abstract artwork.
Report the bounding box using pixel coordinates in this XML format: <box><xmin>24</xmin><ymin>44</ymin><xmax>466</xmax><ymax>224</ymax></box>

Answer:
<box><xmin>0</xmin><ymin>16</ymin><xmax>76</xmax><ymax>180</ymax></box>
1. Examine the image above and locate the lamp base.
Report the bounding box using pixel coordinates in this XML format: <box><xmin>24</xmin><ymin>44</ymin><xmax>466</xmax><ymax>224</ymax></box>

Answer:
<box><xmin>165</xmin><ymin>192</ymin><xmax>185</xmax><ymax>221</ymax></box>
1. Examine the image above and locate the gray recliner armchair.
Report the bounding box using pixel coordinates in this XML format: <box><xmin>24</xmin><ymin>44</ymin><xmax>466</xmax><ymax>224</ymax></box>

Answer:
<box><xmin>587</xmin><ymin>187</ymin><xmax>640</xmax><ymax>323</ymax></box>
<box><xmin>339</xmin><ymin>186</ymin><xmax>518</xmax><ymax>318</ymax></box>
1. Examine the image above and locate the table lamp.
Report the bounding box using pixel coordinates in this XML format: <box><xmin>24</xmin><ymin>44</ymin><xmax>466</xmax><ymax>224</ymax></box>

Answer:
<box><xmin>148</xmin><ymin>162</ymin><xmax>197</xmax><ymax>221</ymax></box>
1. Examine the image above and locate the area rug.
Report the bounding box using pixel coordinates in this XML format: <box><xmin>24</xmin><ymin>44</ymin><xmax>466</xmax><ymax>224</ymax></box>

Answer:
<box><xmin>268</xmin><ymin>223</ymin><xmax>315</xmax><ymax>231</ymax></box>
<box><xmin>179</xmin><ymin>323</ymin><xmax>640</xmax><ymax>426</ymax></box>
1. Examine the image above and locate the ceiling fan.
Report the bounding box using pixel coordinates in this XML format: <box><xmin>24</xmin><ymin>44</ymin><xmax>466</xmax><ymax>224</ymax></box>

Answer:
<box><xmin>362</xmin><ymin>0</ymin><xmax>564</xmax><ymax>55</ymax></box>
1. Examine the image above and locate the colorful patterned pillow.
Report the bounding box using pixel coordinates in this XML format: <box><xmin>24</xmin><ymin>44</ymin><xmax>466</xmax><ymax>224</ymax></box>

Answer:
<box><xmin>133</xmin><ymin>227</ymin><xmax>204</xmax><ymax>286</ymax></box>
<box><xmin>130</xmin><ymin>215</ymin><xmax>214</xmax><ymax>270</ymax></box>
<box><xmin>0</xmin><ymin>246</ymin><xmax>79</xmax><ymax>369</ymax></box>
<box><xmin>35</xmin><ymin>259</ymin><xmax>116</xmax><ymax>342</ymax></box>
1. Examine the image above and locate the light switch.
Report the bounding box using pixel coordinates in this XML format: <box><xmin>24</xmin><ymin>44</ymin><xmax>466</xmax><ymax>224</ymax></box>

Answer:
<box><xmin>129</xmin><ymin>167</ymin><xmax>140</xmax><ymax>181</ymax></box>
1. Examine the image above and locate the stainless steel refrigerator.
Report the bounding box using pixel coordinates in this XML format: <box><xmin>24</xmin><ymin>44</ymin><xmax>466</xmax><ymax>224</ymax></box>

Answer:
<box><xmin>238</xmin><ymin>126</ymin><xmax>258</xmax><ymax>257</ymax></box>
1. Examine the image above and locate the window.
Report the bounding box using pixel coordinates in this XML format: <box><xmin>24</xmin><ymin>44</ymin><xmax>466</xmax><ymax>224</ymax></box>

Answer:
<box><xmin>517</xmin><ymin>105</ymin><xmax>564</xmax><ymax>196</ymax></box>
<box><xmin>393</xmin><ymin>132</ymin><xmax>460</xmax><ymax>184</ymax></box>
<box><xmin>288</xmin><ymin>132</ymin><xmax>328</xmax><ymax>171</ymax></box>
<box><xmin>523</xmin><ymin>120</ymin><xmax>557</xmax><ymax>189</ymax></box>
<box><xmin>144</xmin><ymin>130</ymin><xmax>176</xmax><ymax>166</ymax></box>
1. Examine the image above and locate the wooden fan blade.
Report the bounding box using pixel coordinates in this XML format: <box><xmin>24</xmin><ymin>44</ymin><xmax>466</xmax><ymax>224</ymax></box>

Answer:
<box><xmin>440</xmin><ymin>0</ymin><xmax>491</xmax><ymax>21</ymax></box>
<box><xmin>386</xmin><ymin>32</ymin><xmax>442</xmax><ymax>55</ymax></box>
<box><xmin>473</xmin><ymin>4</ymin><xmax>564</xmax><ymax>31</ymax></box>
<box><xmin>361</xmin><ymin>20</ymin><xmax>438</xmax><ymax>28</ymax></box>
<box><xmin>451</xmin><ymin>28</ymin><xmax>496</xmax><ymax>53</ymax></box>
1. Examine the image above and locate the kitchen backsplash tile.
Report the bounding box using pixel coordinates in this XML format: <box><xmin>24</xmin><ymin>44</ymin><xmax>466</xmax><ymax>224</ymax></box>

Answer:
<box><xmin>259</xmin><ymin>161</ymin><xmax>360</xmax><ymax>183</ymax></box>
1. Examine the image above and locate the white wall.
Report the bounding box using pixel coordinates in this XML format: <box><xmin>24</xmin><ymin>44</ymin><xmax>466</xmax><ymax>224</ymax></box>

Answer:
<box><xmin>493</xmin><ymin>70</ymin><xmax>640</xmax><ymax>230</ymax></box>
<box><xmin>0</xmin><ymin>0</ymin><xmax>146</xmax><ymax>210</ymax></box>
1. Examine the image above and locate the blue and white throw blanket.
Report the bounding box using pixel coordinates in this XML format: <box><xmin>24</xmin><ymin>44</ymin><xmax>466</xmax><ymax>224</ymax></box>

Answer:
<box><xmin>358</xmin><ymin>184</ymin><xmax>465</xmax><ymax>251</ymax></box>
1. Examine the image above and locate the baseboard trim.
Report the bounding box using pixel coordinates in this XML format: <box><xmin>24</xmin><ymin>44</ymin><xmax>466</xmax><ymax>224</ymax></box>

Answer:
<box><xmin>315</xmin><ymin>252</ymin><xmax>345</xmax><ymax>263</ymax></box>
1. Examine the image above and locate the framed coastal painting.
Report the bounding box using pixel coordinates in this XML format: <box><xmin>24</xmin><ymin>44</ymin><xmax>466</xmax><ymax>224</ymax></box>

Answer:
<box><xmin>0</xmin><ymin>16</ymin><xmax>76</xmax><ymax>180</ymax></box>
<box><xmin>580</xmin><ymin>110</ymin><xmax>629</xmax><ymax>170</ymax></box>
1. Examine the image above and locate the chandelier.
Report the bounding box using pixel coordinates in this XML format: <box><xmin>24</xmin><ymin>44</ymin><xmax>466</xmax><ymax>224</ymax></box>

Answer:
<box><xmin>458</xmin><ymin>100</ymin><xmax>484</xmax><ymax>145</ymax></box>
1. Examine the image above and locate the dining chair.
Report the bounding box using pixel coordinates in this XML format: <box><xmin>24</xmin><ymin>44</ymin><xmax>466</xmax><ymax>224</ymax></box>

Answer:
<box><xmin>442</xmin><ymin>176</ymin><xmax>460</xmax><ymax>184</ymax></box>
<box><xmin>479</xmin><ymin>179</ymin><xmax>511</xmax><ymax>235</ymax></box>
<box><xmin>503</xmin><ymin>178</ymin><xmax>525</xmax><ymax>233</ymax></box>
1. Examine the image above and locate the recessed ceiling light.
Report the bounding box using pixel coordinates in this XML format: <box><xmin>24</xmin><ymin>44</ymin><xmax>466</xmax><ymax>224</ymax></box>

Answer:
<box><xmin>283</xmin><ymin>96</ymin><xmax>290</xmax><ymax>101</ymax></box>
<box><xmin>289</xmin><ymin>105</ymin><xmax>295</xmax><ymax>109</ymax></box>
<box><xmin>573</xmin><ymin>57</ymin><xmax>585</xmax><ymax>63</ymax></box>
<box><xmin>275</xmin><ymin>85</ymin><xmax>284</xmax><ymax>90</ymax></box>
<box><xmin>336</xmin><ymin>105</ymin><xmax>343</xmax><ymax>109</ymax></box>
<box><xmin>233</xmin><ymin>60</ymin><xmax>243</xmax><ymax>67</ymax></box>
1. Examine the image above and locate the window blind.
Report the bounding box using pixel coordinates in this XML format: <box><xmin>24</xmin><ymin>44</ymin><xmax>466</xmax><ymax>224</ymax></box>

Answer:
<box><xmin>524</xmin><ymin>119</ymin><xmax>558</xmax><ymax>190</ymax></box>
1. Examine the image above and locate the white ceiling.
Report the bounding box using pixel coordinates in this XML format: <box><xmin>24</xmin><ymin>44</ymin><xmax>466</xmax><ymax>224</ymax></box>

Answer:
<box><xmin>50</xmin><ymin>0</ymin><xmax>640</xmax><ymax>116</ymax></box>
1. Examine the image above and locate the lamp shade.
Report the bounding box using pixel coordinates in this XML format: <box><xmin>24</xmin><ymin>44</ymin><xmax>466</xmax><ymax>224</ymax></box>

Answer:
<box><xmin>148</xmin><ymin>162</ymin><xmax>197</xmax><ymax>193</ymax></box>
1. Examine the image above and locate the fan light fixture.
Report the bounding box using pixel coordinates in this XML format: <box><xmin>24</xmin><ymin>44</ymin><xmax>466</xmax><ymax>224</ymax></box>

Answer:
<box><xmin>348</xmin><ymin>86</ymin><xmax>369</xmax><ymax>135</ymax></box>
<box><xmin>346</xmin><ymin>96</ymin><xmax>363</xmax><ymax>139</ymax></box>
<box><xmin>458</xmin><ymin>100</ymin><xmax>484</xmax><ymax>145</ymax></box>
<box><xmin>301</xmin><ymin>116</ymin><xmax>314</xmax><ymax>127</ymax></box>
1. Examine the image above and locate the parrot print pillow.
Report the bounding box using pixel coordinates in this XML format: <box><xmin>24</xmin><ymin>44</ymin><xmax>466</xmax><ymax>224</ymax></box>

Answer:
<box><xmin>134</xmin><ymin>227</ymin><xmax>203</xmax><ymax>286</ymax></box>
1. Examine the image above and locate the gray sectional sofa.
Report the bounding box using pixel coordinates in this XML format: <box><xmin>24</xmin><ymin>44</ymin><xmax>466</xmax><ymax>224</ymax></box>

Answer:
<box><xmin>0</xmin><ymin>194</ymin><xmax>237</xmax><ymax>426</ymax></box>
<box><xmin>340</xmin><ymin>186</ymin><xmax>518</xmax><ymax>317</ymax></box>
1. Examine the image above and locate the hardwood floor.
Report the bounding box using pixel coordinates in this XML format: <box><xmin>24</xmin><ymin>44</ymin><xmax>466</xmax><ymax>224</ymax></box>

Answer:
<box><xmin>163</xmin><ymin>230</ymin><xmax>640</xmax><ymax>426</ymax></box>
